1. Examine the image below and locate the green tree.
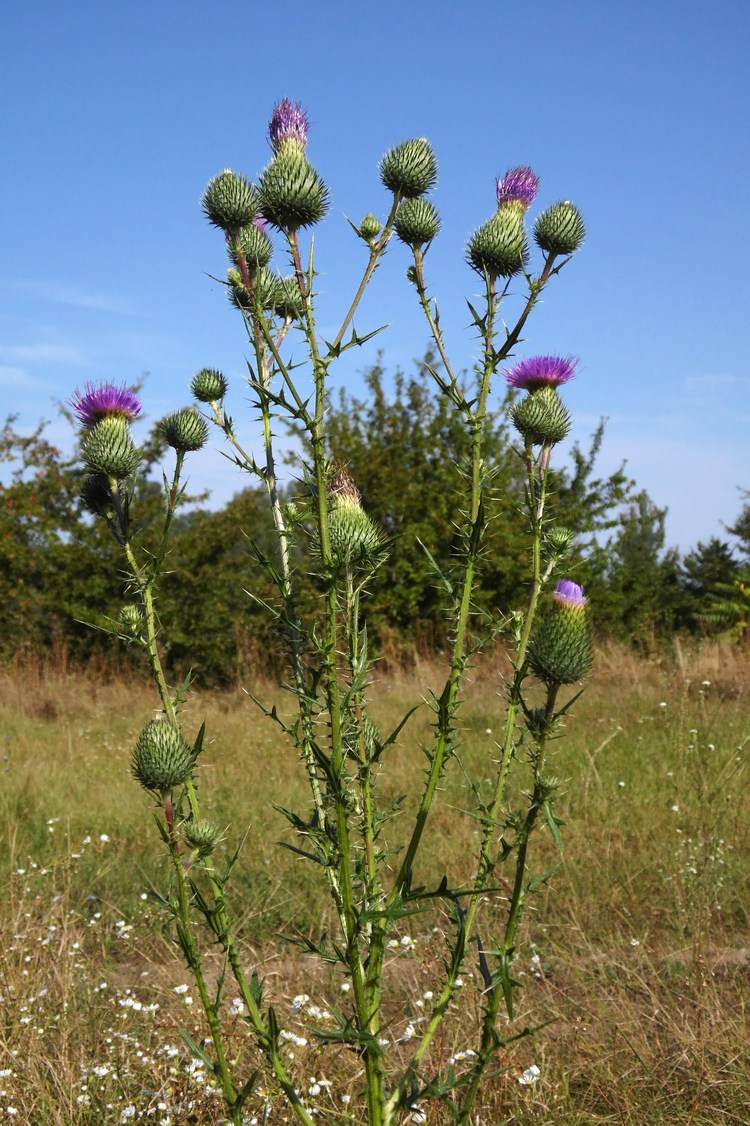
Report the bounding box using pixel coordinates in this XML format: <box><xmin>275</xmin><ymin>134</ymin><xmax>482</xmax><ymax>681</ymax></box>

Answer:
<box><xmin>677</xmin><ymin>537</ymin><xmax>739</xmax><ymax>632</ymax></box>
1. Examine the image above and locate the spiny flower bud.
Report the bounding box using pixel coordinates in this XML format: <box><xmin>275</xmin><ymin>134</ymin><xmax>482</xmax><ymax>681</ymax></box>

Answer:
<box><xmin>326</xmin><ymin>464</ymin><xmax>387</xmax><ymax>572</ymax></box>
<box><xmin>496</xmin><ymin>166</ymin><xmax>539</xmax><ymax>212</ymax></box>
<box><xmin>70</xmin><ymin>382</ymin><xmax>142</xmax><ymax>429</ymax></box>
<box><xmin>394</xmin><ymin>197</ymin><xmax>441</xmax><ymax>248</ymax></box>
<box><xmin>131</xmin><ymin>720</ymin><xmax>197</xmax><ymax>795</ymax></box>
<box><xmin>79</xmin><ymin>474</ymin><xmax>114</xmax><ymax>518</ymax></box>
<box><xmin>343</xmin><ymin>713</ymin><xmax>383</xmax><ymax>762</ymax></box>
<box><xmin>161</xmin><ymin>407</ymin><xmax>208</xmax><ymax>453</ymax></box>
<box><xmin>191</xmin><ymin>368</ymin><xmax>228</xmax><ymax>403</ymax></box>
<box><xmin>379</xmin><ymin>138</ymin><xmax>438</xmax><ymax>199</ymax></box>
<box><xmin>511</xmin><ymin>385</ymin><xmax>571</xmax><ymax>446</ymax></box>
<box><xmin>467</xmin><ymin>209</ymin><xmax>528</xmax><ymax>278</ymax></box>
<box><xmin>358</xmin><ymin>213</ymin><xmax>382</xmax><ymax>244</ymax></box>
<box><xmin>259</xmin><ymin>150</ymin><xmax>329</xmax><ymax>231</ymax></box>
<box><xmin>268</xmin><ymin>99</ymin><xmax>309</xmax><ymax>155</ymax></box>
<box><xmin>182</xmin><ymin>818</ymin><xmax>224</xmax><ymax>858</ymax></box>
<box><xmin>230</xmin><ymin>220</ymin><xmax>273</xmax><ymax>271</ymax></box>
<box><xmin>202</xmin><ymin>170</ymin><xmax>258</xmax><ymax>234</ymax></box>
<box><xmin>119</xmin><ymin>604</ymin><xmax>144</xmax><ymax>637</ymax></box>
<box><xmin>527</xmin><ymin>579</ymin><xmax>593</xmax><ymax>686</ymax></box>
<box><xmin>272</xmin><ymin>275</ymin><xmax>305</xmax><ymax>321</ymax></box>
<box><xmin>81</xmin><ymin>416</ymin><xmax>140</xmax><ymax>480</ymax></box>
<box><xmin>546</xmin><ymin>527</ymin><xmax>575</xmax><ymax>554</ymax></box>
<box><xmin>534</xmin><ymin>200</ymin><xmax>585</xmax><ymax>256</ymax></box>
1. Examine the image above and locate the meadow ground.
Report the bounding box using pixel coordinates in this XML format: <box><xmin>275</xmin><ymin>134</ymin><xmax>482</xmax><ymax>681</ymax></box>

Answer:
<box><xmin>1</xmin><ymin>642</ymin><xmax>749</xmax><ymax>1124</ymax></box>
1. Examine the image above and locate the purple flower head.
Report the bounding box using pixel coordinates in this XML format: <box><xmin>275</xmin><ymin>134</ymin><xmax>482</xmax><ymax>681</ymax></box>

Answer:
<box><xmin>554</xmin><ymin>579</ymin><xmax>587</xmax><ymax>608</ymax></box>
<box><xmin>253</xmin><ymin>214</ymin><xmax>268</xmax><ymax>235</ymax></box>
<box><xmin>504</xmin><ymin>354</ymin><xmax>578</xmax><ymax>391</ymax></box>
<box><xmin>70</xmin><ymin>382</ymin><xmax>142</xmax><ymax>428</ymax></box>
<box><xmin>268</xmin><ymin>99</ymin><xmax>309</xmax><ymax>154</ymax></box>
<box><xmin>496</xmin><ymin>165</ymin><xmax>540</xmax><ymax>210</ymax></box>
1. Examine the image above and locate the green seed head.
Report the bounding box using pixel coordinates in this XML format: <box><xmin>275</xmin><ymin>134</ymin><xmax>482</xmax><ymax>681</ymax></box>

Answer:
<box><xmin>161</xmin><ymin>407</ymin><xmax>208</xmax><ymax>453</ymax></box>
<box><xmin>131</xmin><ymin>720</ymin><xmax>196</xmax><ymax>795</ymax></box>
<box><xmin>191</xmin><ymin>368</ymin><xmax>228</xmax><ymax>403</ymax></box>
<box><xmin>467</xmin><ymin>209</ymin><xmax>529</xmax><ymax>278</ymax></box>
<box><xmin>202</xmin><ymin>170</ymin><xmax>258</xmax><ymax>234</ymax></box>
<box><xmin>81</xmin><ymin>417</ymin><xmax>140</xmax><ymax>480</ymax></box>
<box><xmin>380</xmin><ymin>138</ymin><xmax>438</xmax><ymax>198</ymax></box>
<box><xmin>511</xmin><ymin>386</ymin><xmax>571</xmax><ymax>446</ymax></box>
<box><xmin>394</xmin><ymin>197</ymin><xmax>441</xmax><ymax>248</ymax></box>
<box><xmin>258</xmin><ymin>150</ymin><xmax>329</xmax><ymax>231</ymax></box>
<box><xmin>534</xmin><ymin>200</ymin><xmax>586</xmax><ymax>256</ymax></box>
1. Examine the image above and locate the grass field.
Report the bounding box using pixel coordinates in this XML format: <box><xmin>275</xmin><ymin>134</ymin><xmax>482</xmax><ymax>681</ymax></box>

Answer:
<box><xmin>1</xmin><ymin>642</ymin><xmax>749</xmax><ymax>1124</ymax></box>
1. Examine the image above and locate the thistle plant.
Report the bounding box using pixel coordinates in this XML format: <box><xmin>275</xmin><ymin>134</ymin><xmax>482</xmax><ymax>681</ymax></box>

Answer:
<box><xmin>72</xmin><ymin>100</ymin><xmax>591</xmax><ymax>1124</ymax></box>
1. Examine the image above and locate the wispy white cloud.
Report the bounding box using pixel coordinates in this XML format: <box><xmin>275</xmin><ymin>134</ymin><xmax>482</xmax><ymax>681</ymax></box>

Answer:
<box><xmin>0</xmin><ymin>365</ymin><xmax>30</xmax><ymax>386</ymax></box>
<box><xmin>1</xmin><ymin>278</ymin><xmax>132</xmax><ymax>314</ymax></box>
<box><xmin>0</xmin><ymin>342</ymin><xmax>87</xmax><ymax>364</ymax></box>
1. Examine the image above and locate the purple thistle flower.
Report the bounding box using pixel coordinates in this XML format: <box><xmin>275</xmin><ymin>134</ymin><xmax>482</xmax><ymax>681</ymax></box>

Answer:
<box><xmin>504</xmin><ymin>355</ymin><xmax>578</xmax><ymax>391</ymax></box>
<box><xmin>268</xmin><ymin>99</ymin><xmax>309</xmax><ymax>153</ymax></box>
<box><xmin>554</xmin><ymin>579</ymin><xmax>587</xmax><ymax>607</ymax></box>
<box><xmin>496</xmin><ymin>165</ymin><xmax>540</xmax><ymax>209</ymax></box>
<box><xmin>70</xmin><ymin>382</ymin><xmax>142</xmax><ymax>428</ymax></box>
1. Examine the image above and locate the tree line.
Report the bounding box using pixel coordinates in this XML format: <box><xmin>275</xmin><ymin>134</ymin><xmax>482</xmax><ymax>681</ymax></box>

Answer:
<box><xmin>2</xmin><ymin>356</ymin><xmax>748</xmax><ymax>685</ymax></box>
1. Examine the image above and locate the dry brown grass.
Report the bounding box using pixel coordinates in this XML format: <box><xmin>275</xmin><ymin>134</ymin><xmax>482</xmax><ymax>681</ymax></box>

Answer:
<box><xmin>1</xmin><ymin>640</ymin><xmax>749</xmax><ymax>1122</ymax></box>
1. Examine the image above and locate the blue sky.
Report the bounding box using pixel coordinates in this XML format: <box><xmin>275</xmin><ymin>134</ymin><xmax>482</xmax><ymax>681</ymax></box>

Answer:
<box><xmin>2</xmin><ymin>0</ymin><xmax>748</xmax><ymax>551</ymax></box>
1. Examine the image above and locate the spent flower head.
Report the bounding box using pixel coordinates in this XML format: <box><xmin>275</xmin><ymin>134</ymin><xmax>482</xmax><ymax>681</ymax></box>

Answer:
<box><xmin>70</xmin><ymin>382</ymin><xmax>142</xmax><ymax>428</ymax></box>
<box><xmin>505</xmin><ymin>354</ymin><xmax>578</xmax><ymax>391</ymax></box>
<box><xmin>496</xmin><ymin>166</ymin><xmax>539</xmax><ymax>210</ymax></box>
<box><xmin>268</xmin><ymin>99</ymin><xmax>309</xmax><ymax>154</ymax></box>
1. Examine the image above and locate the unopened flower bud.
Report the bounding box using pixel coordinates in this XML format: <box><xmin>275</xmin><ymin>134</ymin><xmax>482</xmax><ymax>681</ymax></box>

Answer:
<box><xmin>119</xmin><ymin>605</ymin><xmax>144</xmax><ymax>637</ymax></box>
<box><xmin>81</xmin><ymin>417</ymin><xmax>140</xmax><ymax>480</ymax></box>
<box><xmin>380</xmin><ymin>138</ymin><xmax>438</xmax><ymax>198</ymax></box>
<box><xmin>394</xmin><ymin>198</ymin><xmax>441</xmax><ymax>248</ymax></box>
<box><xmin>230</xmin><ymin>221</ymin><xmax>273</xmax><ymax>270</ymax></box>
<box><xmin>182</xmin><ymin>818</ymin><xmax>223</xmax><ymax>858</ymax></box>
<box><xmin>546</xmin><ymin>527</ymin><xmax>574</xmax><ymax>554</ymax></box>
<box><xmin>259</xmin><ymin>150</ymin><xmax>329</xmax><ymax>231</ymax></box>
<box><xmin>161</xmin><ymin>407</ymin><xmax>208</xmax><ymax>452</ymax></box>
<box><xmin>511</xmin><ymin>385</ymin><xmax>571</xmax><ymax>446</ymax></box>
<box><xmin>202</xmin><ymin>170</ymin><xmax>258</xmax><ymax>234</ymax></box>
<box><xmin>272</xmin><ymin>275</ymin><xmax>305</xmax><ymax>321</ymax></box>
<box><xmin>528</xmin><ymin>580</ymin><xmax>593</xmax><ymax>686</ymax></box>
<box><xmin>131</xmin><ymin>720</ymin><xmax>197</xmax><ymax>795</ymax></box>
<box><xmin>191</xmin><ymin>368</ymin><xmax>228</xmax><ymax>403</ymax></box>
<box><xmin>534</xmin><ymin>200</ymin><xmax>585</xmax><ymax>256</ymax></box>
<box><xmin>79</xmin><ymin>474</ymin><xmax>114</xmax><ymax>518</ymax></box>
<box><xmin>359</xmin><ymin>213</ymin><xmax>382</xmax><ymax>244</ymax></box>
<box><xmin>467</xmin><ymin>209</ymin><xmax>528</xmax><ymax>278</ymax></box>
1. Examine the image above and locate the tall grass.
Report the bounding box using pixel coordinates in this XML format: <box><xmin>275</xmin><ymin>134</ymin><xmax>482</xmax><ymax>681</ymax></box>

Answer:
<box><xmin>1</xmin><ymin>642</ymin><xmax>748</xmax><ymax>1122</ymax></box>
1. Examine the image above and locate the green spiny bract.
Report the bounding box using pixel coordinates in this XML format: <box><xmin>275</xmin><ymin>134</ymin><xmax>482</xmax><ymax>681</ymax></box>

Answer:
<box><xmin>81</xmin><ymin>417</ymin><xmax>140</xmax><ymax>480</ymax></box>
<box><xmin>394</xmin><ymin>197</ymin><xmax>441</xmax><ymax>248</ymax></box>
<box><xmin>161</xmin><ymin>407</ymin><xmax>208</xmax><ymax>453</ymax></box>
<box><xmin>358</xmin><ymin>212</ymin><xmax>382</xmax><ymax>245</ymax></box>
<box><xmin>131</xmin><ymin>720</ymin><xmax>197</xmax><ymax>795</ymax></box>
<box><xmin>534</xmin><ymin>200</ymin><xmax>586</xmax><ymax>256</ymax></box>
<box><xmin>191</xmin><ymin>367</ymin><xmax>228</xmax><ymax>403</ymax></box>
<box><xmin>182</xmin><ymin>818</ymin><xmax>223</xmax><ymax>858</ymax></box>
<box><xmin>202</xmin><ymin>170</ymin><xmax>259</xmax><ymax>234</ymax></box>
<box><xmin>511</xmin><ymin>386</ymin><xmax>571</xmax><ymax>446</ymax></box>
<box><xmin>258</xmin><ymin>150</ymin><xmax>329</xmax><ymax>231</ymax></box>
<box><xmin>230</xmin><ymin>223</ymin><xmax>273</xmax><ymax>271</ymax></box>
<box><xmin>227</xmin><ymin>267</ymin><xmax>304</xmax><ymax>321</ymax></box>
<box><xmin>379</xmin><ymin>138</ymin><xmax>438</xmax><ymax>198</ymax></box>
<box><xmin>467</xmin><ymin>209</ymin><xmax>529</xmax><ymax>278</ymax></box>
<box><xmin>527</xmin><ymin>599</ymin><xmax>593</xmax><ymax>686</ymax></box>
<box><xmin>545</xmin><ymin>526</ymin><xmax>574</xmax><ymax>554</ymax></box>
<box><xmin>342</xmin><ymin>713</ymin><xmax>383</xmax><ymax>762</ymax></box>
